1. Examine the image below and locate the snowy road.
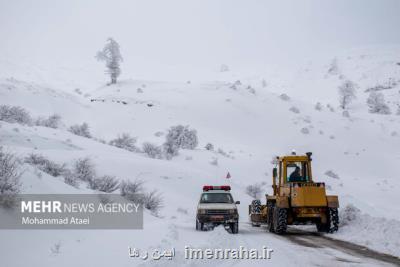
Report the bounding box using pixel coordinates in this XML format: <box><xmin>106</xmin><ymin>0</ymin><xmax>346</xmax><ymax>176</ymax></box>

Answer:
<box><xmin>176</xmin><ymin>221</ymin><xmax>400</xmax><ymax>267</ymax></box>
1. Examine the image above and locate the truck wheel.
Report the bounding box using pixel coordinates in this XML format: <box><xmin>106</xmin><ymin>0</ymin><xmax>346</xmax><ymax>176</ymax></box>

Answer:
<box><xmin>231</xmin><ymin>222</ymin><xmax>239</xmax><ymax>234</ymax></box>
<box><xmin>267</xmin><ymin>202</ymin><xmax>275</xmax><ymax>233</ymax></box>
<box><xmin>251</xmin><ymin>199</ymin><xmax>261</xmax><ymax>213</ymax></box>
<box><xmin>328</xmin><ymin>208</ymin><xmax>339</xmax><ymax>233</ymax></box>
<box><xmin>273</xmin><ymin>207</ymin><xmax>287</xmax><ymax>234</ymax></box>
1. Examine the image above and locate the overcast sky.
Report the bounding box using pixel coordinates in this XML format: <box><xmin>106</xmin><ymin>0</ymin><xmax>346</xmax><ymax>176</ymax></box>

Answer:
<box><xmin>1</xmin><ymin>0</ymin><xmax>399</xmax><ymax>74</ymax></box>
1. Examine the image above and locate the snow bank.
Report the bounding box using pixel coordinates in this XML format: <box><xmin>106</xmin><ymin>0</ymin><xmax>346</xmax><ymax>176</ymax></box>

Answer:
<box><xmin>334</xmin><ymin>204</ymin><xmax>400</xmax><ymax>257</ymax></box>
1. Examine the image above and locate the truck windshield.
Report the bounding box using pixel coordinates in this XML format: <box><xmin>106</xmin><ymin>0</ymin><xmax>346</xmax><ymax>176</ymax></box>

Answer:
<box><xmin>200</xmin><ymin>193</ymin><xmax>234</xmax><ymax>203</ymax></box>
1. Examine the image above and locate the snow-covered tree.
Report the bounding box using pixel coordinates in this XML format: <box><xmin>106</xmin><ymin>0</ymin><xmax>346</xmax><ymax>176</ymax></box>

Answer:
<box><xmin>96</xmin><ymin>38</ymin><xmax>123</xmax><ymax>84</ymax></box>
<box><xmin>338</xmin><ymin>80</ymin><xmax>357</xmax><ymax>109</ymax></box>
<box><xmin>366</xmin><ymin>92</ymin><xmax>391</xmax><ymax>114</ymax></box>
<box><xmin>164</xmin><ymin>125</ymin><xmax>198</xmax><ymax>150</ymax></box>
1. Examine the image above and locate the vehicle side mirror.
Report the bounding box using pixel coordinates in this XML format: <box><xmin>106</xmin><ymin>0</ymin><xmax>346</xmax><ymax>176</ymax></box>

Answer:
<box><xmin>235</xmin><ymin>201</ymin><xmax>240</xmax><ymax>205</ymax></box>
<box><xmin>273</xmin><ymin>167</ymin><xmax>277</xmax><ymax>178</ymax></box>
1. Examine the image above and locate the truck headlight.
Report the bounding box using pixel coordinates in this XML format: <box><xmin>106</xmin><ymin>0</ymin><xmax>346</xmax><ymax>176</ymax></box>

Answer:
<box><xmin>229</xmin><ymin>209</ymin><xmax>237</xmax><ymax>214</ymax></box>
<box><xmin>198</xmin><ymin>209</ymin><xmax>206</xmax><ymax>214</ymax></box>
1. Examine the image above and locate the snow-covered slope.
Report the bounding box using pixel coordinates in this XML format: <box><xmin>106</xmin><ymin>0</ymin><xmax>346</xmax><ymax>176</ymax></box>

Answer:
<box><xmin>0</xmin><ymin>46</ymin><xmax>400</xmax><ymax>266</ymax></box>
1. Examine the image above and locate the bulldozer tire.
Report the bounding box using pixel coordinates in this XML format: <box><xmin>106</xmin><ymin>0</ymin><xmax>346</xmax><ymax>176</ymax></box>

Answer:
<box><xmin>251</xmin><ymin>199</ymin><xmax>261</xmax><ymax>213</ymax></box>
<box><xmin>328</xmin><ymin>208</ymin><xmax>339</xmax><ymax>233</ymax></box>
<box><xmin>316</xmin><ymin>208</ymin><xmax>339</xmax><ymax>233</ymax></box>
<box><xmin>267</xmin><ymin>202</ymin><xmax>275</xmax><ymax>232</ymax></box>
<box><xmin>273</xmin><ymin>207</ymin><xmax>287</xmax><ymax>234</ymax></box>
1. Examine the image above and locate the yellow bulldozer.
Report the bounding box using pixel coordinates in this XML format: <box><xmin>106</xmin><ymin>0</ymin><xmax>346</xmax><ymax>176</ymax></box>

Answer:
<box><xmin>249</xmin><ymin>152</ymin><xmax>339</xmax><ymax>234</ymax></box>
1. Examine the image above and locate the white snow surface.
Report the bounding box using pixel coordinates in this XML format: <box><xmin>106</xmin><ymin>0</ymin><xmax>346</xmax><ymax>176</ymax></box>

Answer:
<box><xmin>0</xmin><ymin>46</ymin><xmax>400</xmax><ymax>266</ymax></box>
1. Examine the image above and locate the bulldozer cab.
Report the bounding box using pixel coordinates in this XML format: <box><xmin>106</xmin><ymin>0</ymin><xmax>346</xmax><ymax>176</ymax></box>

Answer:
<box><xmin>272</xmin><ymin>153</ymin><xmax>314</xmax><ymax>195</ymax></box>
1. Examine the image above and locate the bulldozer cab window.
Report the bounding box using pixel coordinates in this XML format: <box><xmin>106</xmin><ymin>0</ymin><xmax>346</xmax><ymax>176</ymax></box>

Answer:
<box><xmin>287</xmin><ymin>162</ymin><xmax>309</xmax><ymax>182</ymax></box>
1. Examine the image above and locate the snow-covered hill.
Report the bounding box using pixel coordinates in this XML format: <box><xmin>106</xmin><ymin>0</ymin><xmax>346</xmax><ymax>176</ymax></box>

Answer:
<box><xmin>0</xmin><ymin>46</ymin><xmax>400</xmax><ymax>266</ymax></box>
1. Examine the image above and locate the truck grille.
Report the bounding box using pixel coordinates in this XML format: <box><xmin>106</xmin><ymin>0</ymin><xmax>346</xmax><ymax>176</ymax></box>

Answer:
<box><xmin>206</xmin><ymin>209</ymin><xmax>229</xmax><ymax>215</ymax></box>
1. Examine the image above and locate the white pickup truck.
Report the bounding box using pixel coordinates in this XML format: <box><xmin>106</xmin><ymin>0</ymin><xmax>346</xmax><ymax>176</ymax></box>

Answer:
<box><xmin>196</xmin><ymin>185</ymin><xmax>240</xmax><ymax>234</ymax></box>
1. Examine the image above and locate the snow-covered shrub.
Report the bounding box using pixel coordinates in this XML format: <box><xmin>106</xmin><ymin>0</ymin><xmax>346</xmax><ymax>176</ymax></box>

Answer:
<box><xmin>279</xmin><ymin>93</ymin><xmax>290</xmax><ymax>101</ymax></box>
<box><xmin>90</xmin><ymin>175</ymin><xmax>119</xmax><ymax>192</ymax></box>
<box><xmin>315</xmin><ymin>102</ymin><xmax>323</xmax><ymax>111</ymax></box>
<box><xmin>262</xmin><ymin>79</ymin><xmax>267</xmax><ymax>88</ymax></box>
<box><xmin>247</xmin><ymin>86</ymin><xmax>256</xmax><ymax>94</ymax></box>
<box><xmin>0</xmin><ymin>105</ymin><xmax>32</xmax><ymax>125</ymax></box>
<box><xmin>63</xmin><ymin>170</ymin><xmax>79</xmax><ymax>188</ymax></box>
<box><xmin>164</xmin><ymin>125</ymin><xmax>198</xmax><ymax>150</ymax></box>
<box><xmin>120</xmin><ymin>179</ymin><xmax>145</xmax><ymax>204</ymax></box>
<box><xmin>338</xmin><ymin>80</ymin><xmax>357</xmax><ymax>109</ymax></box>
<box><xmin>342</xmin><ymin>110</ymin><xmax>350</xmax><ymax>118</ymax></box>
<box><xmin>143</xmin><ymin>190</ymin><xmax>163</xmax><ymax>215</ymax></box>
<box><xmin>35</xmin><ymin>114</ymin><xmax>62</xmax><ymax>129</ymax></box>
<box><xmin>69</xmin><ymin>122</ymin><xmax>92</xmax><ymax>138</ymax></box>
<box><xmin>245</xmin><ymin>183</ymin><xmax>262</xmax><ymax>199</ymax></box>
<box><xmin>205</xmin><ymin>143</ymin><xmax>214</xmax><ymax>151</ymax></box>
<box><xmin>327</xmin><ymin>58</ymin><xmax>339</xmax><ymax>75</ymax></box>
<box><xmin>366</xmin><ymin>92</ymin><xmax>391</xmax><ymax>114</ymax></box>
<box><xmin>73</xmin><ymin>158</ymin><xmax>96</xmax><ymax>184</ymax></box>
<box><xmin>300</xmin><ymin>127</ymin><xmax>309</xmax><ymax>134</ymax></box>
<box><xmin>289</xmin><ymin>106</ymin><xmax>300</xmax><ymax>114</ymax></box>
<box><xmin>0</xmin><ymin>147</ymin><xmax>21</xmax><ymax>207</ymax></box>
<box><xmin>210</xmin><ymin>157</ymin><xmax>218</xmax><ymax>166</ymax></box>
<box><xmin>327</xmin><ymin>104</ymin><xmax>335</xmax><ymax>112</ymax></box>
<box><xmin>325</xmin><ymin>170</ymin><xmax>340</xmax><ymax>179</ymax></box>
<box><xmin>163</xmin><ymin>141</ymin><xmax>179</xmax><ymax>160</ymax></box>
<box><xmin>137</xmin><ymin>88</ymin><xmax>143</xmax><ymax>93</ymax></box>
<box><xmin>24</xmin><ymin>154</ymin><xmax>67</xmax><ymax>177</ymax></box>
<box><xmin>142</xmin><ymin>142</ymin><xmax>162</xmax><ymax>159</ymax></box>
<box><xmin>109</xmin><ymin>133</ymin><xmax>137</xmax><ymax>152</ymax></box>
<box><xmin>154</xmin><ymin>131</ymin><xmax>164</xmax><ymax>137</ymax></box>
<box><xmin>220</xmin><ymin>64</ymin><xmax>229</xmax><ymax>72</ymax></box>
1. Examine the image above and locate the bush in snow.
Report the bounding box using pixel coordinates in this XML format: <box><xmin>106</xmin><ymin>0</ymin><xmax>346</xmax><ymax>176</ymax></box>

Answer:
<box><xmin>24</xmin><ymin>154</ymin><xmax>67</xmax><ymax>177</ymax></box>
<box><xmin>0</xmin><ymin>105</ymin><xmax>32</xmax><ymax>125</ymax></box>
<box><xmin>96</xmin><ymin>38</ymin><xmax>123</xmax><ymax>84</ymax></box>
<box><xmin>69</xmin><ymin>122</ymin><xmax>92</xmax><ymax>138</ymax></box>
<box><xmin>245</xmin><ymin>183</ymin><xmax>262</xmax><ymax>199</ymax></box>
<box><xmin>300</xmin><ymin>127</ymin><xmax>309</xmax><ymax>134</ymax></box>
<box><xmin>143</xmin><ymin>190</ymin><xmax>163</xmax><ymax>215</ymax></box>
<box><xmin>109</xmin><ymin>133</ymin><xmax>137</xmax><ymax>152</ymax></box>
<box><xmin>90</xmin><ymin>175</ymin><xmax>119</xmax><ymax>192</ymax></box>
<box><xmin>142</xmin><ymin>142</ymin><xmax>162</xmax><ymax>159</ymax></box>
<box><xmin>289</xmin><ymin>106</ymin><xmax>300</xmax><ymax>114</ymax></box>
<box><xmin>163</xmin><ymin>141</ymin><xmax>179</xmax><ymax>160</ymax></box>
<box><xmin>73</xmin><ymin>158</ymin><xmax>96</xmax><ymax>184</ymax></box>
<box><xmin>342</xmin><ymin>110</ymin><xmax>350</xmax><ymax>118</ymax></box>
<box><xmin>205</xmin><ymin>143</ymin><xmax>214</xmax><ymax>151</ymax></box>
<box><xmin>220</xmin><ymin>64</ymin><xmax>229</xmax><ymax>72</ymax></box>
<box><xmin>0</xmin><ymin>147</ymin><xmax>22</xmax><ymax>208</ymax></box>
<box><xmin>327</xmin><ymin>58</ymin><xmax>339</xmax><ymax>75</ymax></box>
<box><xmin>366</xmin><ymin>92</ymin><xmax>391</xmax><ymax>114</ymax></box>
<box><xmin>63</xmin><ymin>170</ymin><xmax>79</xmax><ymax>188</ymax></box>
<box><xmin>315</xmin><ymin>102</ymin><xmax>323</xmax><ymax>111</ymax></box>
<box><xmin>210</xmin><ymin>157</ymin><xmax>218</xmax><ymax>166</ymax></box>
<box><xmin>164</xmin><ymin>125</ymin><xmax>198</xmax><ymax>151</ymax></box>
<box><xmin>338</xmin><ymin>80</ymin><xmax>357</xmax><ymax>109</ymax></box>
<box><xmin>120</xmin><ymin>179</ymin><xmax>145</xmax><ymax>204</ymax></box>
<box><xmin>35</xmin><ymin>114</ymin><xmax>62</xmax><ymax>129</ymax></box>
<box><xmin>279</xmin><ymin>93</ymin><xmax>290</xmax><ymax>101</ymax></box>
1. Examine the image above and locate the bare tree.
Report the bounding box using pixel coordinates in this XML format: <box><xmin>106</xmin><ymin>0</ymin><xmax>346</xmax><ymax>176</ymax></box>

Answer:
<box><xmin>96</xmin><ymin>38</ymin><xmax>123</xmax><ymax>84</ymax></box>
<box><xmin>338</xmin><ymin>80</ymin><xmax>357</xmax><ymax>109</ymax></box>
